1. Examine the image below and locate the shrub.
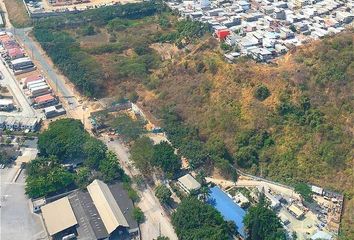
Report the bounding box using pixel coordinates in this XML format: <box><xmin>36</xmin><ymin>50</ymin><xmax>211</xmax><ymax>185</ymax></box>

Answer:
<box><xmin>254</xmin><ymin>85</ymin><xmax>271</xmax><ymax>101</ymax></box>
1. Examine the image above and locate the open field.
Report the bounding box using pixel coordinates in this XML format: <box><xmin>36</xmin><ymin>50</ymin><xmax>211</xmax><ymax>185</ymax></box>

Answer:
<box><xmin>3</xmin><ymin>0</ymin><xmax>31</xmax><ymax>28</ymax></box>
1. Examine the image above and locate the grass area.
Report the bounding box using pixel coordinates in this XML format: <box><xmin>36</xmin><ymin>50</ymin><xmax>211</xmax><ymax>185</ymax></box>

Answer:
<box><xmin>4</xmin><ymin>0</ymin><xmax>32</xmax><ymax>28</ymax></box>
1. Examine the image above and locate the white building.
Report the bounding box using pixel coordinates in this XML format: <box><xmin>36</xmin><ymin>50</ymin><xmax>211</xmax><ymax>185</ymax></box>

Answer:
<box><xmin>177</xmin><ymin>174</ymin><xmax>201</xmax><ymax>194</ymax></box>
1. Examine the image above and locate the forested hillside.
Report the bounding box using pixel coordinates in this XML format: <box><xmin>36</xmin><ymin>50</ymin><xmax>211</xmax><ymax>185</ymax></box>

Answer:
<box><xmin>143</xmin><ymin>31</ymin><xmax>353</xmax><ymax>238</ymax></box>
<box><xmin>31</xmin><ymin>3</ymin><xmax>353</xmax><ymax>237</ymax></box>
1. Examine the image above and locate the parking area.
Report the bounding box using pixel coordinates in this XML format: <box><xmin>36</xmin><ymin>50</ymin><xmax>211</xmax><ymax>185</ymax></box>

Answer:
<box><xmin>0</xmin><ymin>165</ymin><xmax>46</xmax><ymax>240</ymax></box>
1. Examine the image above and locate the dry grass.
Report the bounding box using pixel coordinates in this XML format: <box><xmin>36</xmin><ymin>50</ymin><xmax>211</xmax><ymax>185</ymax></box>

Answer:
<box><xmin>4</xmin><ymin>0</ymin><xmax>32</xmax><ymax>28</ymax></box>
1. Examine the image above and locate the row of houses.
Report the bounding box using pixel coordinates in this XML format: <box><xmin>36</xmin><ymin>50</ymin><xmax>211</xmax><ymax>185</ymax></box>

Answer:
<box><xmin>0</xmin><ymin>32</ymin><xmax>37</xmax><ymax>74</ymax></box>
<box><xmin>0</xmin><ymin>116</ymin><xmax>40</xmax><ymax>132</ymax></box>
<box><xmin>167</xmin><ymin>0</ymin><xmax>353</xmax><ymax>62</ymax></box>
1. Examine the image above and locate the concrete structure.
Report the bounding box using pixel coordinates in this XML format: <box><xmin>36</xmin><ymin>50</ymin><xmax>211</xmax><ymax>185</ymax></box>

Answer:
<box><xmin>0</xmin><ymin>99</ymin><xmax>14</xmax><ymax>111</ymax></box>
<box><xmin>287</xmin><ymin>204</ymin><xmax>305</xmax><ymax>219</ymax></box>
<box><xmin>311</xmin><ymin>185</ymin><xmax>324</xmax><ymax>195</ymax></box>
<box><xmin>0</xmin><ymin>116</ymin><xmax>39</xmax><ymax>131</ymax></box>
<box><xmin>32</xmin><ymin>198</ymin><xmax>46</xmax><ymax>213</ymax></box>
<box><xmin>177</xmin><ymin>174</ymin><xmax>201</xmax><ymax>194</ymax></box>
<box><xmin>44</xmin><ymin>105</ymin><xmax>66</xmax><ymax>119</ymax></box>
<box><xmin>311</xmin><ymin>230</ymin><xmax>333</xmax><ymax>240</ymax></box>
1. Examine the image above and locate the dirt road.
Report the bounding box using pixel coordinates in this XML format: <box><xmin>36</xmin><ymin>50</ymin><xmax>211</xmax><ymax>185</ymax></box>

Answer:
<box><xmin>103</xmin><ymin>136</ymin><xmax>178</xmax><ymax>240</ymax></box>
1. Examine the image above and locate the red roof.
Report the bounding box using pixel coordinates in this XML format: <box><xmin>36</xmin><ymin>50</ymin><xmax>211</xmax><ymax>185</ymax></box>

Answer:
<box><xmin>3</xmin><ymin>40</ymin><xmax>19</xmax><ymax>50</ymax></box>
<box><xmin>8</xmin><ymin>47</ymin><xmax>24</xmax><ymax>58</ymax></box>
<box><xmin>0</xmin><ymin>35</ymin><xmax>11</xmax><ymax>44</ymax></box>
<box><xmin>34</xmin><ymin>94</ymin><xmax>54</xmax><ymax>104</ymax></box>
<box><xmin>24</xmin><ymin>75</ymin><xmax>44</xmax><ymax>84</ymax></box>
<box><xmin>216</xmin><ymin>29</ymin><xmax>230</xmax><ymax>40</ymax></box>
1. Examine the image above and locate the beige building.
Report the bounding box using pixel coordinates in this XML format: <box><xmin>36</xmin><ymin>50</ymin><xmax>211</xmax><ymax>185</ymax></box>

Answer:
<box><xmin>177</xmin><ymin>174</ymin><xmax>201</xmax><ymax>194</ymax></box>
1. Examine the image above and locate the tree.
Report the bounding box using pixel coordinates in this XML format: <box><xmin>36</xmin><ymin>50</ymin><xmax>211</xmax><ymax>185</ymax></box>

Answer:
<box><xmin>84</xmin><ymin>138</ymin><xmax>107</xmax><ymax>169</ymax></box>
<box><xmin>133</xmin><ymin>207</ymin><xmax>145</xmax><ymax>223</ymax></box>
<box><xmin>99</xmin><ymin>151</ymin><xmax>124</xmax><ymax>183</ymax></box>
<box><xmin>25</xmin><ymin>157</ymin><xmax>75</xmax><ymax>198</ymax></box>
<box><xmin>294</xmin><ymin>183</ymin><xmax>313</xmax><ymax>202</ymax></box>
<box><xmin>172</xmin><ymin>197</ymin><xmax>233</xmax><ymax>240</ymax></box>
<box><xmin>254</xmin><ymin>85</ymin><xmax>271</xmax><ymax>101</ymax></box>
<box><xmin>130</xmin><ymin>136</ymin><xmax>154</xmax><ymax>175</ymax></box>
<box><xmin>82</xmin><ymin>25</ymin><xmax>95</xmax><ymax>36</ymax></box>
<box><xmin>234</xmin><ymin>146</ymin><xmax>258</xmax><ymax>168</ymax></box>
<box><xmin>38</xmin><ymin>119</ymin><xmax>88</xmax><ymax>162</ymax></box>
<box><xmin>152</xmin><ymin>141</ymin><xmax>181</xmax><ymax>177</ymax></box>
<box><xmin>112</xmin><ymin>114</ymin><xmax>146</xmax><ymax>142</ymax></box>
<box><xmin>155</xmin><ymin>184</ymin><xmax>172</xmax><ymax>205</ymax></box>
<box><xmin>75</xmin><ymin>167</ymin><xmax>91</xmax><ymax>189</ymax></box>
<box><xmin>243</xmin><ymin>201</ymin><xmax>286</xmax><ymax>240</ymax></box>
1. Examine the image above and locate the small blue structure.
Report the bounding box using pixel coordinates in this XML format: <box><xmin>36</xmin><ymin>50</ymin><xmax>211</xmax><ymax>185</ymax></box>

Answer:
<box><xmin>208</xmin><ymin>186</ymin><xmax>246</xmax><ymax>238</ymax></box>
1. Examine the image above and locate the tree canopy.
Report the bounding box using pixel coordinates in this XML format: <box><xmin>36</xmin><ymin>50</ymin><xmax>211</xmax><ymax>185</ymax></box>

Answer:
<box><xmin>25</xmin><ymin>156</ymin><xmax>75</xmax><ymax>198</ymax></box>
<box><xmin>130</xmin><ymin>136</ymin><xmax>154</xmax><ymax>175</ymax></box>
<box><xmin>99</xmin><ymin>151</ymin><xmax>124</xmax><ymax>183</ymax></box>
<box><xmin>294</xmin><ymin>183</ymin><xmax>313</xmax><ymax>203</ymax></box>
<box><xmin>152</xmin><ymin>141</ymin><xmax>181</xmax><ymax>177</ymax></box>
<box><xmin>243</xmin><ymin>196</ymin><xmax>286</xmax><ymax>240</ymax></box>
<box><xmin>172</xmin><ymin>197</ymin><xmax>234</xmax><ymax>240</ymax></box>
<box><xmin>38</xmin><ymin>119</ymin><xmax>89</xmax><ymax>161</ymax></box>
<box><xmin>155</xmin><ymin>184</ymin><xmax>172</xmax><ymax>205</ymax></box>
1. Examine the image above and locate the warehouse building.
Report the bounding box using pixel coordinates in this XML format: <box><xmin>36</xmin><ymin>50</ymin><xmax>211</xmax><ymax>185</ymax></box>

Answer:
<box><xmin>40</xmin><ymin>180</ymin><xmax>139</xmax><ymax>240</ymax></box>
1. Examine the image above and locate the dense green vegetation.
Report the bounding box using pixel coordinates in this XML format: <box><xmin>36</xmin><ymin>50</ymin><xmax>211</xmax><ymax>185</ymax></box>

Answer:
<box><xmin>25</xmin><ymin>156</ymin><xmax>75</xmax><ymax>198</ymax></box>
<box><xmin>130</xmin><ymin>137</ymin><xmax>181</xmax><ymax>177</ymax></box>
<box><xmin>132</xmin><ymin>207</ymin><xmax>145</xmax><ymax>223</ymax></box>
<box><xmin>26</xmin><ymin>119</ymin><xmax>125</xmax><ymax>198</ymax></box>
<box><xmin>294</xmin><ymin>182</ymin><xmax>313</xmax><ymax>203</ymax></box>
<box><xmin>172</xmin><ymin>197</ymin><xmax>235</xmax><ymax>239</ymax></box>
<box><xmin>130</xmin><ymin>136</ymin><xmax>154</xmax><ymax>175</ymax></box>
<box><xmin>159</xmin><ymin>20</ymin><xmax>211</xmax><ymax>48</ymax></box>
<box><xmin>152</xmin><ymin>141</ymin><xmax>181</xmax><ymax>177</ymax></box>
<box><xmin>154</xmin><ymin>184</ymin><xmax>172</xmax><ymax>205</ymax></box>
<box><xmin>32</xmin><ymin>29</ymin><xmax>102</xmax><ymax>97</ymax></box>
<box><xmin>244</xmin><ymin>195</ymin><xmax>286</xmax><ymax>240</ymax></box>
<box><xmin>162</xmin><ymin>108</ymin><xmax>236</xmax><ymax>179</ymax></box>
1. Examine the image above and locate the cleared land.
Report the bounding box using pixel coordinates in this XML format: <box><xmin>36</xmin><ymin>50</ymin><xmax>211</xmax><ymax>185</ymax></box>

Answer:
<box><xmin>3</xmin><ymin>0</ymin><xmax>31</xmax><ymax>28</ymax></box>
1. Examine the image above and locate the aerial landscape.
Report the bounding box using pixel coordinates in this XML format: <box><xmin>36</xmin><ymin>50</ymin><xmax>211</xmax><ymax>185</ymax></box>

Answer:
<box><xmin>0</xmin><ymin>0</ymin><xmax>352</xmax><ymax>240</ymax></box>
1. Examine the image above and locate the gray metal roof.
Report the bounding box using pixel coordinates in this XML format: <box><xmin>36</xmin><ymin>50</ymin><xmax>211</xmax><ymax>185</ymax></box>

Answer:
<box><xmin>68</xmin><ymin>191</ymin><xmax>109</xmax><ymax>240</ymax></box>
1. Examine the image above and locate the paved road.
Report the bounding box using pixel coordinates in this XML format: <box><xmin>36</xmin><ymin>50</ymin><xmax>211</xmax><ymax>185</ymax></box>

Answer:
<box><xmin>14</xmin><ymin>28</ymin><xmax>79</xmax><ymax>110</ymax></box>
<box><xmin>103</xmin><ymin>136</ymin><xmax>178</xmax><ymax>240</ymax></box>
